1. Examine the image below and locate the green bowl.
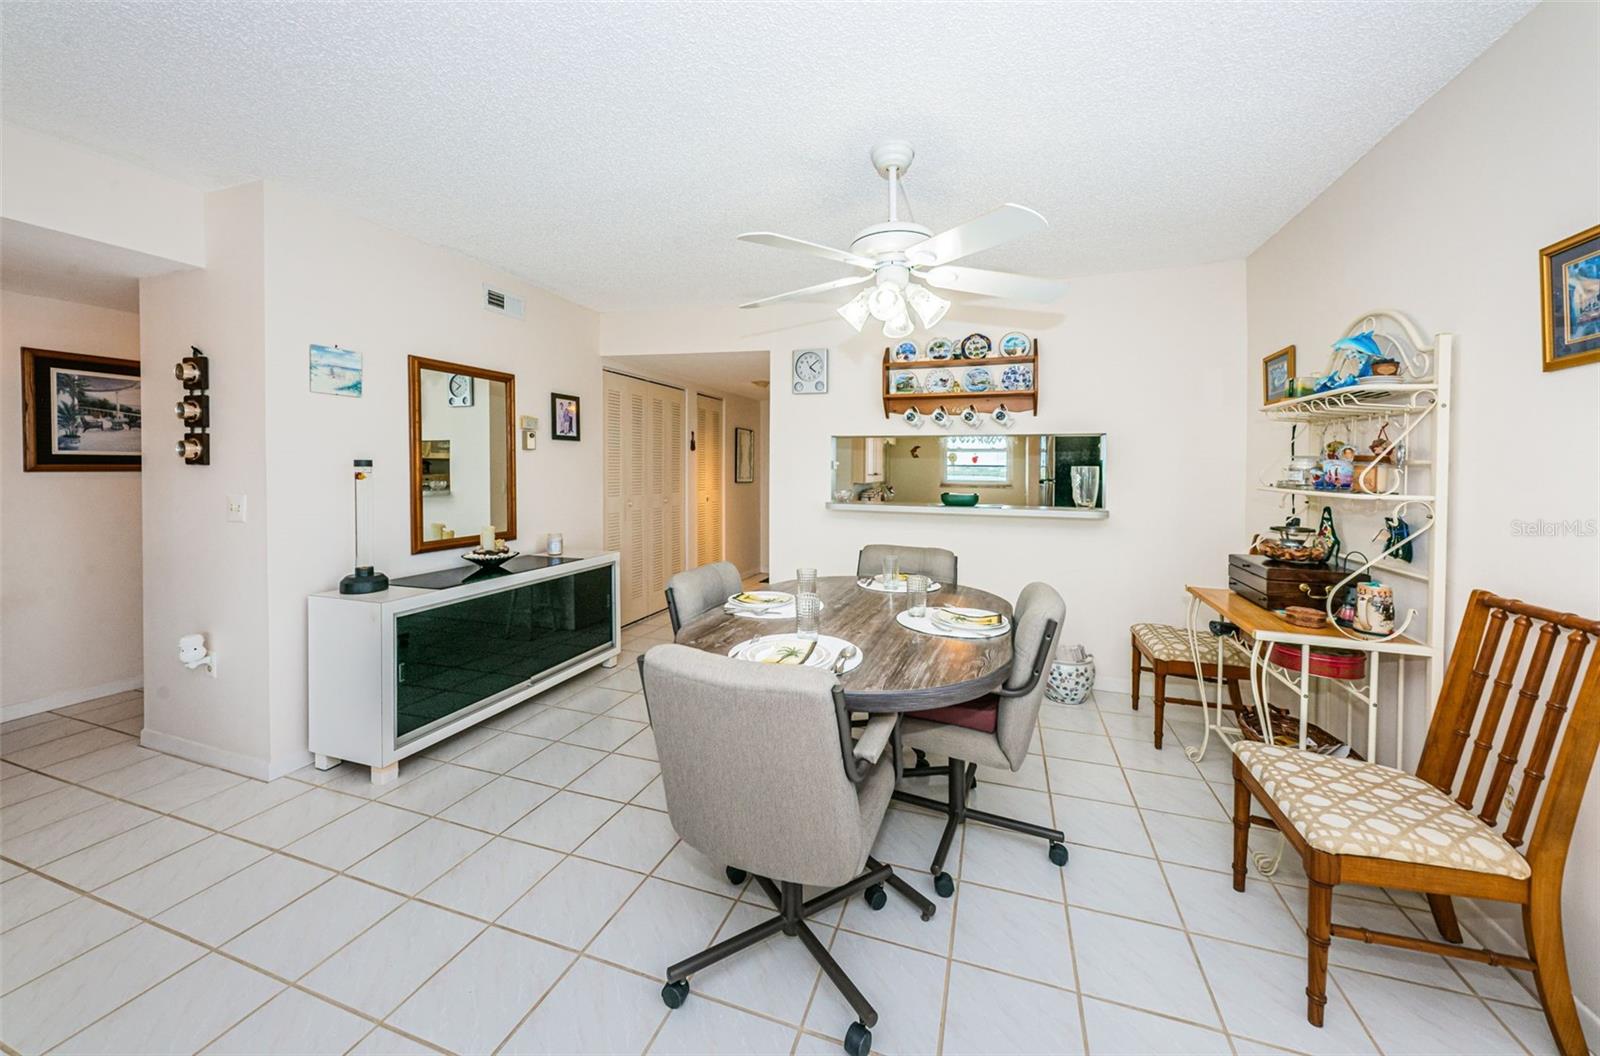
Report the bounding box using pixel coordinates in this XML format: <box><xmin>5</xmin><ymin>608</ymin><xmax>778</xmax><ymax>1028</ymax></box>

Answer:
<box><xmin>940</xmin><ymin>492</ymin><xmax>980</xmax><ymax>507</ymax></box>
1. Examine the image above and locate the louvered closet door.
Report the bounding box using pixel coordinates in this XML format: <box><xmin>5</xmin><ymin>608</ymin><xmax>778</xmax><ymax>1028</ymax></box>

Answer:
<box><xmin>605</xmin><ymin>372</ymin><xmax>685</xmax><ymax>625</ymax></box>
<box><xmin>695</xmin><ymin>396</ymin><xmax>724</xmax><ymax>565</ymax></box>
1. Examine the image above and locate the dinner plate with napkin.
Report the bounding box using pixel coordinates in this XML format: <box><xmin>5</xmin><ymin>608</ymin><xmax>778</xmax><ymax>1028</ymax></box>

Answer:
<box><xmin>896</xmin><ymin>605</ymin><xmax>1011</xmax><ymax>640</ymax></box>
<box><xmin>728</xmin><ymin>634</ymin><xmax>864</xmax><ymax>672</ymax></box>
<box><xmin>723</xmin><ymin>591</ymin><xmax>824</xmax><ymax>620</ymax></box>
<box><xmin>857</xmin><ymin>574</ymin><xmax>943</xmax><ymax>594</ymax></box>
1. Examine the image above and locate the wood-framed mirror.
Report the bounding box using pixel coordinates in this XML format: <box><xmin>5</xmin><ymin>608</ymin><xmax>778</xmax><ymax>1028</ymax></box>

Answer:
<box><xmin>408</xmin><ymin>355</ymin><xmax>517</xmax><ymax>553</ymax></box>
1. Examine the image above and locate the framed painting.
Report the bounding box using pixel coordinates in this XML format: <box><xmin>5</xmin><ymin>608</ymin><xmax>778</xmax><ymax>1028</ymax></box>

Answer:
<box><xmin>733</xmin><ymin>426</ymin><xmax>754</xmax><ymax>483</ymax></box>
<box><xmin>1262</xmin><ymin>345</ymin><xmax>1296</xmax><ymax>405</ymax></box>
<box><xmin>551</xmin><ymin>392</ymin><xmax>581</xmax><ymax>441</ymax></box>
<box><xmin>21</xmin><ymin>348</ymin><xmax>141</xmax><ymax>472</ymax></box>
<box><xmin>1541</xmin><ymin>223</ymin><xmax>1600</xmax><ymax>372</ymax></box>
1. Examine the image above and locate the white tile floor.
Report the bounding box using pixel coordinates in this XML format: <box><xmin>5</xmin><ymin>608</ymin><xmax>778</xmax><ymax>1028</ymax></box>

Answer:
<box><xmin>0</xmin><ymin>613</ymin><xmax>1562</xmax><ymax>1056</ymax></box>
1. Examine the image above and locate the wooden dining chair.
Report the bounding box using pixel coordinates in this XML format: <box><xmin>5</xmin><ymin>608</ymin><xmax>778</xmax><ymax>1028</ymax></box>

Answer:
<box><xmin>1230</xmin><ymin>590</ymin><xmax>1600</xmax><ymax>1055</ymax></box>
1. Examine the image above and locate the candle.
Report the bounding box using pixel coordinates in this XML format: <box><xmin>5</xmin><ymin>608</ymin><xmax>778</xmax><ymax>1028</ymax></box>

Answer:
<box><xmin>479</xmin><ymin>526</ymin><xmax>496</xmax><ymax>552</ymax></box>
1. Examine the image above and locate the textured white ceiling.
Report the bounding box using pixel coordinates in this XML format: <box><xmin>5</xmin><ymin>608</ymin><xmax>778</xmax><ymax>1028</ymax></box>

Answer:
<box><xmin>1</xmin><ymin>1</ymin><xmax>1531</xmax><ymax>313</ymax></box>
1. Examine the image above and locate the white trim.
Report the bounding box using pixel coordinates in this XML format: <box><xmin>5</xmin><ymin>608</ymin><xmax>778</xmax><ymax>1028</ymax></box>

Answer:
<box><xmin>2</xmin><ymin>676</ymin><xmax>143</xmax><ymax>722</ymax></box>
<box><xmin>140</xmin><ymin>727</ymin><xmax>271</xmax><ymax>781</ymax></box>
<box><xmin>826</xmin><ymin>502</ymin><xmax>1108</xmax><ymax>520</ymax></box>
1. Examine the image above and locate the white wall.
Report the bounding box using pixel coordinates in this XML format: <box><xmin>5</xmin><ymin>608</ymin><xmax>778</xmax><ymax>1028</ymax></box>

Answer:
<box><xmin>0</xmin><ymin>290</ymin><xmax>144</xmax><ymax>715</ymax></box>
<box><xmin>602</xmin><ymin>259</ymin><xmax>1250</xmax><ymax>682</ymax></box>
<box><xmin>1245</xmin><ymin>0</ymin><xmax>1600</xmax><ymax>1034</ymax></box>
<box><xmin>138</xmin><ymin>183</ymin><xmax>272</xmax><ymax>774</ymax></box>
<box><xmin>259</xmin><ymin>182</ymin><xmax>601</xmax><ymax>773</ymax></box>
<box><xmin>2</xmin><ymin>123</ymin><xmax>205</xmax><ymax>267</ymax></box>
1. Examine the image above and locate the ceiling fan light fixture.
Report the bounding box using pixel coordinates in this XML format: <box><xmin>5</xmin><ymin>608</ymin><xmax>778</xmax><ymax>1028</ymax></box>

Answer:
<box><xmin>866</xmin><ymin>283</ymin><xmax>904</xmax><ymax>322</ymax></box>
<box><xmin>837</xmin><ymin>290</ymin><xmax>872</xmax><ymax>331</ymax></box>
<box><xmin>906</xmin><ymin>283</ymin><xmax>950</xmax><ymax>329</ymax></box>
<box><xmin>883</xmin><ymin>309</ymin><xmax>914</xmax><ymax>340</ymax></box>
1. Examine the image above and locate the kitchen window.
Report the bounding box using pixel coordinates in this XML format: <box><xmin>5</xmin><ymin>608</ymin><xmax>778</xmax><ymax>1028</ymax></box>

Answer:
<box><xmin>942</xmin><ymin>436</ymin><xmax>1011</xmax><ymax>486</ymax></box>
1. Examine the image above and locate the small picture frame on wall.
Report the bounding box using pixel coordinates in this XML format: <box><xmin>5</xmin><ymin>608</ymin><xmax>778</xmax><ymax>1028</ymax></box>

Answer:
<box><xmin>1541</xmin><ymin>223</ymin><xmax>1600</xmax><ymax>372</ymax></box>
<box><xmin>551</xmin><ymin>393</ymin><xmax>581</xmax><ymax>441</ymax></box>
<box><xmin>1262</xmin><ymin>345</ymin><xmax>1296</xmax><ymax>405</ymax></box>
<box><xmin>20</xmin><ymin>348</ymin><xmax>141</xmax><ymax>472</ymax></box>
<box><xmin>733</xmin><ymin>426</ymin><xmax>754</xmax><ymax>483</ymax></box>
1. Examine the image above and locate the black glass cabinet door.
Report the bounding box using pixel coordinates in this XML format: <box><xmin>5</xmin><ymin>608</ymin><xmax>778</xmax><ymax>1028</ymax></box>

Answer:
<box><xmin>394</xmin><ymin>566</ymin><xmax>613</xmax><ymax>741</ymax></box>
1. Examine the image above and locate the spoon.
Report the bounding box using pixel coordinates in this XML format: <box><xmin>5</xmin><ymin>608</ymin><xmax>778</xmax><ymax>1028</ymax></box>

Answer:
<box><xmin>833</xmin><ymin>644</ymin><xmax>858</xmax><ymax>674</ymax></box>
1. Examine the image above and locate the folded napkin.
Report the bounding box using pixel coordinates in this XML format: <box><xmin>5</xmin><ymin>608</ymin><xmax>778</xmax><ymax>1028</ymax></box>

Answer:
<box><xmin>760</xmin><ymin>640</ymin><xmax>816</xmax><ymax>665</ymax></box>
<box><xmin>732</xmin><ymin>592</ymin><xmax>775</xmax><ymax>605</ymax></box>
<box><xmin>936</xmin><ymin>607</ymin><xmax>1002</xmax><ymax>627</ymax></box>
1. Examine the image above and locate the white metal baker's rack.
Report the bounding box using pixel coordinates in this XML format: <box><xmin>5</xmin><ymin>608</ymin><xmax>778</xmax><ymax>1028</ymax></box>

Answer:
<box><xmin>1242</xmin><ymin>310</ymin><xmax>1452</xmax><ymax>765</ymax></box>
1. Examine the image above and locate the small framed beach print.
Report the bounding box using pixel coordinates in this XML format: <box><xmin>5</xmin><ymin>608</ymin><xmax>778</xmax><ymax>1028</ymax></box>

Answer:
<box><xmin>1542</xmin><ymin>224</ymin><xmax>1600</xmax><ymax>372</ymax></box>
<box><xmin>1262</xmin><ymin>345</ymin><xmax>1296</xmax><ymax>404</ymax></box>
<box><xmin>309</xmin><ymin>344</ymin><xmax>363</xmax><ymax>396</ymax></box>
<box><xmin>551</xmin><ymin>393</ymin><xmax>581</xmax><ymax>441</ymax></box>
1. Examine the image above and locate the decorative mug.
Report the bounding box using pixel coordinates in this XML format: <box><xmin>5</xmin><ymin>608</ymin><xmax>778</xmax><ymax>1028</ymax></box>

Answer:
<box><xmin>1355</xmin><ymin>582</ymin><xmax>1375</xmax><ymax>631</ymax></box>
<box><xmin>902</xmin><ymin>408</ymin><xmax>922</xmax><ymax>427</ymax></box>
<box><xmin>930</xmin><ymin>407</ymin><xmax>951</xmax><ymax>428</ymax></box>
<box><xmin>1367</xmin><ymin>585</ymin><xmax>1395</xmax><ymax>635</ymax></box>
<box><xmin>991</xmin><ymin>404</ymin><xmax>1011</xmax><ymax>426</ymax></box>
<box><xmin>960</xmin><ymin>406</ymin><xmax>981</xmax><ymax>427</ymax></box>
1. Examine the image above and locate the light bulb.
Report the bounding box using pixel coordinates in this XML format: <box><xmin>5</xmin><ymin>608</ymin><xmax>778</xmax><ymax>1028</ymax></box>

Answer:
<box><xmin>906</xmin><ymin>284</ymin><xmax>950</xmax><ymax>329</ymax></box>
<box><xmin>867</xmin><ymin>284</ymin><xmax>904</xmax><ymax>322</ymax></box>
<box><xmin>883</xmin><ymin>310</ymin><xmax>914</xmax><ymax>339</ymax></box>
<box><xmin>837</xmin><ymin>290</ymin><xmax>871</xmax><ymax>331</ymax></box>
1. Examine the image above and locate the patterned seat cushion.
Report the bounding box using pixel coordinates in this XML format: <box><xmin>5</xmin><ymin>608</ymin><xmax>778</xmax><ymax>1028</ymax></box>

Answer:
<box><xmin>1233</xmin><ymin>742</ymin><xmax>1530</xmax><ymax>880</ymax></box>
<box><xmin>1132</xmin><ymin>622</ymin><xmax>1224</xmax><ymax>664</ymax></box>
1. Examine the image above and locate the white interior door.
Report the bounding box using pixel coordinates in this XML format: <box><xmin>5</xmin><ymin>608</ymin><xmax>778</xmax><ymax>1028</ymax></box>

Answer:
<box><xmin>605</xmin><ymin>372</ymin><xmax>686</xmax><ymax>624</ymax></box>
<box><xmin>695</xmin><ymin>395</ymin><xmax>724</xmax><ymax>566</ymax></box>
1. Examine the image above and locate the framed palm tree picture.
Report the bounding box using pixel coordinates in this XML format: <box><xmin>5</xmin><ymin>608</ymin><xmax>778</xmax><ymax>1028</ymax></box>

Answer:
<box><xmin>1541</xmin><ymin>223</ymin><xmax>1600</xmax><ymax>372</ymax></box>
<box><xmin>21</xmin><ymin>348</ymin><xmax>141</xmax><ymax>471</ymax></box>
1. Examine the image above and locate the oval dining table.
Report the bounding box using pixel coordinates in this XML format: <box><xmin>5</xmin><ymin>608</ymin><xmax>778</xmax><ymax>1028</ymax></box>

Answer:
<box><xmin>673</xmin><ymin>575</ymin><xmax>1014</xmax><ymax>712</ymax></box>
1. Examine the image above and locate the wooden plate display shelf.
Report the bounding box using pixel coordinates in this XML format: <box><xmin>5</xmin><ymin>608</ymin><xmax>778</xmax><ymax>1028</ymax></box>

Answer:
<box><xmin>881</xmin><ymin>339</ymin><xmax>1040</xmax><ymax>418</ymax></box>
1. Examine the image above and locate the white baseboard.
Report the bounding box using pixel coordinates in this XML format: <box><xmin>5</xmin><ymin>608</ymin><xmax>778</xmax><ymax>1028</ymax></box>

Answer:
<box><xmin>1455</xmin><ymin>899</ymin><xmax>1600</xmax><ymax>1049</ymax></box>
<box><xmin>140</xmin><ymin>727</ymin><xmax>271</xmax><ymax>781</ymax></box>
<box><xmin>3</xmin><ymin>676</ymin><xmax>143</xmax><ymax>723</ymax></box>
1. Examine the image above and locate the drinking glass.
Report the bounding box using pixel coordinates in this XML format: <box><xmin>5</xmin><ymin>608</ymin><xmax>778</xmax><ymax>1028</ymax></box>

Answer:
<box><xmin>1070</xmin><ymin>465</ymin><xmax>1101</xmax><ymax>508</ymax></box>
<box><xmin>795</xmin><ymin>592</ymin><xmax>821</xmax><ymax>641</ymax></box>
<box><xmin>906</xmin><ymin>574</ymin><xmax>929</xmax><ymax>618</ymax></box>
<box><xmin>881</xmin><ymin>554</ymin><xmax>900</xmax><ymax>587</ymax></box>
<box><xmin>796</xmin><ymin>567</ymin><xmax>818</xmax><ymax>595</ymax></box>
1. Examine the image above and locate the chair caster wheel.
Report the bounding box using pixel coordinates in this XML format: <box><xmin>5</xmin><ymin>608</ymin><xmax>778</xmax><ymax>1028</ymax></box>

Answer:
<box><xmin>843</xmin><ymin>1020</ymin><xmax>872</xmax><ymax>1056</ymax></box>
<box><xmin>725</xmin><ymin>866</ymin><xmax>748</xmax><ymax>886</ymax></box>
<box><xmin>661</xmin><ymin>979</ymin><xmax>689</xmax><ymax>1008</ymax></box>
<box><xmin>920</xmin><ymin>904</ymin><xmax>937</xmax><ymax>922</ymax></box>
<box><xmin>933</xmin><ymin>871</ymin><xmax>955</xmax><ymax>898</ymax></box>
<box><xmin>863</xmin><ymin>884</ymin><xmax>887</xmax><ymax>911</ymax></box>
<box><xmin>1049</xmin><ymin>842</ymin><xmax>1069</xmax><ymax>867</ymax></box>
<box><xmin>912</xmin><ymin>749</ymin><xmax>927</xmax><ymax>767</ymax></box>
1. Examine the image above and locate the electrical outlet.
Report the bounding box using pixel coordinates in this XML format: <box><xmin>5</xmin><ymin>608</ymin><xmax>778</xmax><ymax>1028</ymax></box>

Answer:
<box><xmin>226</xmin><ymin>494</ymin><xmax>247</xmax><ymax>523</ymax></box>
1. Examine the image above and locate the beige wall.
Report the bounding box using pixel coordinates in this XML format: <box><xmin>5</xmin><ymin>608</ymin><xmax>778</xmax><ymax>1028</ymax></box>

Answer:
<box><xmin>1245</xmin><ymin>0</ymin><xmax>1600</xmax><ymax>1034</ymax></box>
<box><xmin>0</xmin><ymin>290</ymin><xmax>144</xmax><ymax>715</ymax></box>
<box><xmin>602</xmin><ymin>259</ymin><xmax>1250</xmax><ymax>686</ymax></box>
<box><xmin>722</xmin><ymin>392</ymin><xmax>763</xmax><ymax>576</ymax></box>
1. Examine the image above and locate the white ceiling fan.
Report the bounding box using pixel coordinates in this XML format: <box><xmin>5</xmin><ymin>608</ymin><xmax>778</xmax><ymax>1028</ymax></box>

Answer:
<box><xmin>737</xmin><ymin>140</ymin><xmax>1067</xmax><ymax>338</ymax></box>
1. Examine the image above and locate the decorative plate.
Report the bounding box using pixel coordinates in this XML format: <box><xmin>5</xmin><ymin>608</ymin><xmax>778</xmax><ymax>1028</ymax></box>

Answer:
<box><xmin>924</xmin><ymin>368</ymin><xmax>956</xmax><ymax>393</ymax></box>
<box><xmin>960</xmin><ymin>333</ymin><xmax>991</xmax><ymax>359</ymax></box>
<box><xmin>891</xmin><ymin>371</ymin><xmax>921</xmax><ymax>394</ymax></box>
<box><xmin>999</xmin><ymin>363</ymin><xmax>1033</xmax><ymax>391</ymax></box>
<box><xmin>926</xmin><ymin>338</ymin><xmax>954</xmax><ymax>360</ymax></box>
<box><xmin>962</xmin><ymin>366</ymin><xmax>992</xmax><ymax>392</ymax></box>
<box><xmin>999</xmin><ymin>332</ymin><xmax>1030</xmax><ymax>357</ymax></box>
<box><xmin>894</xmin><ymin>341</ymin><xmax>919</xmax><ymax>361</ymax></box>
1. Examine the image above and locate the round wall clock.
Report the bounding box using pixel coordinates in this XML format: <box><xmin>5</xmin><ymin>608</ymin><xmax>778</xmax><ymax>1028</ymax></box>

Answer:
<box><xmin>792</xmin><ymin>348</ymin><xmax>828</xmax><ymax>394</ymax></box>
<box><xmin>447</xmin><ymin>373</ymin><xmax>475</xmax><ymax>407</ymax></box>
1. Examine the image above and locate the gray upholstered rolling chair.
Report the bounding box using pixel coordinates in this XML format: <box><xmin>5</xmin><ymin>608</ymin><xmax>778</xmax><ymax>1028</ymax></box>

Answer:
<box><xmin>664</xmin><ymin>561</ymin><xmax>742</xmax><ymax>634</ymax></box>
<box><xmin>894</xmin><ymin>581</ymin><xmax>1067</xmax><ymax>897</ymax></box>
<box><xmin>856</xmin><ymin>544</ymin><xmax>958</xmax><ymax>587</ymax></box>
<box><xmin>639</xmin><ymin>644</ymin><xmax>935</xmax><ymax>1056</ymax></box>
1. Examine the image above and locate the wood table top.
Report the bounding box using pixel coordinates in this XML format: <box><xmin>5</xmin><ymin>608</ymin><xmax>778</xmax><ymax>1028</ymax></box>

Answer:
<box><xmin>1187</xmin><ymin>586</ymin><xmax>1430</xmax><ymax>655</ymax></box>
<box><xmin>674</xmin><ymin>575</ymin><xmax>1014</xmax><ymax>713</ymax></box>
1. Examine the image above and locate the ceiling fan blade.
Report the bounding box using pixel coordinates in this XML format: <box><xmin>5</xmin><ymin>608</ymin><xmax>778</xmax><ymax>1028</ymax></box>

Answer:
<box><xmin>904</xmin><ymin>204</ymin><xmax>1048</xmax><ymax>267</ymax></box>
<box><xmin>738</xmin><ymin>274</ymin><xmax>870</xmax><ymax>309</ymax></box>
<box><xmin>737</xmin><ymin>231</ymin><xmax>875</xmax><ymax>270</ymax></box>
<box><xmin>917</xmin><ymin>265</ymin><xmax>1066</xmax><ymax>303</ymax></box>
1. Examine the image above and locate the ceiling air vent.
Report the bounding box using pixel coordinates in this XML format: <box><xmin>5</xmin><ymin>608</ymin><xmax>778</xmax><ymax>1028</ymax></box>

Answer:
<box><xmin>483</xmin><ymin>284</ymin><xmax>525</xmax><ymax>320</ymax></box>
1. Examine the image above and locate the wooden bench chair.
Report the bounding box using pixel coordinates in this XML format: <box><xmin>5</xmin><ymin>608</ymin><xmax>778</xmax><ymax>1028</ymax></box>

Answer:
<box><xmin>1130</xmin><ymin>623</ymin><xmax>1249</xmax><ymax>749</ymax></box>
<box><xmin>1231</xmin><ymin>590</ymin><xmax>1600</xmax><ymax>1055</ymax></box>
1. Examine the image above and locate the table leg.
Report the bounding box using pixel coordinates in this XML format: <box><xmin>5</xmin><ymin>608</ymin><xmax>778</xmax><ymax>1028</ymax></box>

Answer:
<box><xmin>1367</xmin><ymin>656</ymin><xmax>1380</xmax><ymax>762</ymax></box>
<box><xmin>1298</xmin><ymin>644</ymin><xmax>1311</xmax><ymax>751</ymax></box>
<box><xmin>1184</xmin><ymin>595</ymin><xmax>1232</xmax><ymax>764</ymax></box>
